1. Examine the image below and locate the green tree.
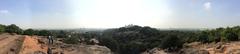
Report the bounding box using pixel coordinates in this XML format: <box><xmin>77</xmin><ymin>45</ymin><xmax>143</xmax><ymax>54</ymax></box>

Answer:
<box><xmin>63</xmin><ymin>36</ymin><xmax>79</xmax><ymax>44</ymax></box>
<box><xmin>23</xmin><ymin>29</ymin><xmax>35</xmax><ymax>36</ymax></box>
<box><xmin>225</xmin><ymin>32</ymin><xmax>238</xmax><ymax>41</ymax></box>
<box><xmin>99</xmin><ymin>37</ymin><xmax>119</xmax><ymax>53</ymax></box>
<box><xmin>198</xmin><ymin>31</ymin><xmax>210</xmax><ymax>43</ymax></box>
<box><xmin>38</xmin><ymin>30</ymin><xmax>51</xmax><ymax>36</ymax></box>
<box><xmin>0</xmin><ymin>24</ymin><xmax>6</xmax><ymax>33</ymax></box>
<box><xmin>160</xmin><ymin>35</ymin><xmax>183</xmax><ymax>52</ymax></box>
<box><xmin>5</xmin><ymin>24</ymin><xmax>22</xmax><ymax>34</ymax></box>
<box><xmin>56</xmin><ymin>30</ymin><xmax>67</xmax><ymax>38</ymax></box>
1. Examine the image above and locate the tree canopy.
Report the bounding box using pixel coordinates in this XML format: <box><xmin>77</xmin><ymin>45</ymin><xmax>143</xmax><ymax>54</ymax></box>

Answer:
<box><xmin>5</xmin><ymin>24</ymin><xmax>22</xmax><ymax>34</ymax></box>
<box><xmin>23</xmin><ymin>29</ymin><xmax>35</xmax><ymax>36</ymax></box>
<box><xmin>0</xmin><ymin>24</ymin><xmax>6</xmax><ymax>33</ymax></box>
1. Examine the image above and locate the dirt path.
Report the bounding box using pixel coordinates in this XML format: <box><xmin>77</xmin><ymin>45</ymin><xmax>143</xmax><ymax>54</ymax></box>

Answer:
<box><xmin>19</xmin><ymin>36</ymin><xmax>48</xmax><ymax>54</ymax></box>
<box><xmin>0</xmin><ymin>34</ymin><xmax>23</xmax><ymax>54</ymax></box>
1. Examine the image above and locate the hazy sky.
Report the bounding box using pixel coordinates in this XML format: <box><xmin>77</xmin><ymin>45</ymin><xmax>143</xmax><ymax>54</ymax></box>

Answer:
<box><xmin>0</xmin><ymin>0</ymin><xmax>240</xmax><ymax>29</ymax></box>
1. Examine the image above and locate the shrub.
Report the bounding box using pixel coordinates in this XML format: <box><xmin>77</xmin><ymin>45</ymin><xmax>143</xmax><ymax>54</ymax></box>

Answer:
<box><xmin>0</xmin><ymin>24</ymin><xmax>5</xmax><ymax>33</ymax></box>
<box><xmin>63</xmin><ymin>36</ymin><xmax>79</xmax><ymax>44</ymax></box>
<box><xmin>38</xmin><ymin>30</ymin><xmax>51</xmax><ymax>36</ymax></box>
<box><xmin>99</xmin><ymin>37</ymin><xmax>119</xmax><ymax>52</ymax></box>
<box><xmin>160</xmin><ymin>35</ymin><xmax>183</xmax><ymax>52</ymax></box>
<box><xmin>54</xmin><ymin>30</ymin><xmax>68</xmax><ymax>38</ymax></box>
<box><xmin>23</xmin><ymin>29</ymin><xmax>35</xmax><ymax>36</ymax></box>
<box><xmin>226</xmin><ymin>32</ymin><xmax>238</xmax><ymax>41</ymax></box>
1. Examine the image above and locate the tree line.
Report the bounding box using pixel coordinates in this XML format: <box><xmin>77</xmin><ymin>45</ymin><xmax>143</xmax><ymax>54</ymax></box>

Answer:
<box><xmin>0</xmin><ymin>24</ymin><xmax>52</xmax><ymax>36</ymax></box>
<box><xmin>0</xmin><ymin>24</ymin><xmax>95</xmax><ymax>44</ymax></box>
<box><xmin>97</xmin><ymin>25</ymin><xmax>240</xmax><ymax>54</ymax></box>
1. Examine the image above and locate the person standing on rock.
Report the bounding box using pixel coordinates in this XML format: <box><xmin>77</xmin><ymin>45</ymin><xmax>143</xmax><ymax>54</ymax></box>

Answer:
<box><xmin>48</xmin><ymin>36</ymin><xmax>53</xmax><ymax>45</ymax></box>
<box><xmin>48</xmin><ymin>36</ymin><xmax>53</xmax><ymax>54</ymax></box>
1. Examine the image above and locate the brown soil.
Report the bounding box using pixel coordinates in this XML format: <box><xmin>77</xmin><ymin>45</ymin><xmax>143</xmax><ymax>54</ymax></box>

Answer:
<box><xmin>19</xmin><ymin>36</ymin><xmax>48</xmax><ymax>54</ymax></box>
<box><xmin>0</xmin><ymin>33</ymin><xmax>24</xmax><ymax>54</ymax></box>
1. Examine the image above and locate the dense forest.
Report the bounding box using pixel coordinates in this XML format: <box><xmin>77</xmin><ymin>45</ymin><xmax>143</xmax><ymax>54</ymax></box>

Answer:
<box><xmin>0</xmin><ymin>24</ymin><xmax>240</xmax><ymax>54</ymax></box>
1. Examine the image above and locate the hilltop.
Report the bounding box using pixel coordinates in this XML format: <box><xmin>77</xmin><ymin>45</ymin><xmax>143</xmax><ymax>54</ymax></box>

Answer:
<box><xmin>1</xmin><ymin>24</ymin><xmax>240</xmax><ymax>54</ymax></box>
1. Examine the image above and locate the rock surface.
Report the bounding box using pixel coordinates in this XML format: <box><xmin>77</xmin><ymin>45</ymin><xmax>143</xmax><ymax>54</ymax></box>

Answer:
<box><xmin>0</xmin><ymin>33</ymin><xmax>112</xmax><ymax>54</ymax></box>
<box><xmin>142</xmin><ymin>42</ymin><xmax>240</xmax><ymax>54</ymax></box>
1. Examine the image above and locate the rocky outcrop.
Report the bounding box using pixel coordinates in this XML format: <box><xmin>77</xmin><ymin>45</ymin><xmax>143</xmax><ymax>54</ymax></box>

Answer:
<box><xmin>143</xmin><ymin>42</ymin><xmax>240</xmax><ymax>54</ymax></box>
<box><xmin>52</xmin><ymin>44</ymin><xmax>112</xmax><ymax>54</ymax></box>
<box><xmin>141</xmin><ymin>48</ymin><xmax>168</xmax><ymax>54</ymax></box>
<box><xmin>18</xmin><ymin>36</ymin><xmax>112</xmax><ymax>54</ymax></box>
<box><xmin>52</xmin><ymin>38</ymin><xmax>112</xmax><ymax>54</ymax></box>
<box><xmin>179</xmin><ymin>48</ymin><xmax>209</xmax><ymax>54</ymax></box>
<box><xmin>86</xmin><ymin>45</ymin><xmax>112</xmax><ymax>54</ymax></box>
<box><xmin>142</xmin><ymin>48</ymin><xmax>209</xmax><ymax>54</ymax></box>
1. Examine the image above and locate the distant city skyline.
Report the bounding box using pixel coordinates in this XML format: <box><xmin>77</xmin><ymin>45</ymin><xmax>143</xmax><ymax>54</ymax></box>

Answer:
<box><xmin>0</xmin><ymin>0</ymin><xmax>240</xmax><ymax>29</ymax></box>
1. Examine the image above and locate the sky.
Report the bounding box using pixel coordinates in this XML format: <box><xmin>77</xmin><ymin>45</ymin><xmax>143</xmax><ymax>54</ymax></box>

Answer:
<box><xmin>0</xmin><ymin>0</ymin><xmax>240</xmax><ymax>29</ymax></box>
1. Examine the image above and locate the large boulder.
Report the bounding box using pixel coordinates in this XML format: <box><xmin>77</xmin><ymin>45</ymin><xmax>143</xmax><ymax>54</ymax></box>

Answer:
<box><xmin>141</xmin><ymin>48</ymin><xmax>168</xmax><ymax>54</ymax></box>
<box><xmin>87</xmin><ymin>45</ymin><xmax>112</xmax><ymax>54</ymax></box>
<box><xmin>89</xmin><ymin>38</ymin><xmax>99</xmax><ymax>45</ymax></box>
<box><xmin>179</xmin><ymin>48</ymin><xmax>209</xmax><ymax>54</ymax></box>
<box><xmin>54</xmin><ymin>44</ymin><xmax>112</xmax><ymax>54</ymax></box>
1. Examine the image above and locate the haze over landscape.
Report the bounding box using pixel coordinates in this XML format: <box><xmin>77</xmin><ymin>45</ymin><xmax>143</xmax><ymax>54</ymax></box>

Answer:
<box><xmin>1</xmin><ymin>0</ymin><xmax>240</xmax><ymax>29</ymax></box>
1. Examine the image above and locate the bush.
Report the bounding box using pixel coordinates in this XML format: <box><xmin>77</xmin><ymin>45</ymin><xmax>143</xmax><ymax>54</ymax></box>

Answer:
<box><xmin>160</xmin><ymin>35</ymin><xmax>183</xmax><ymax>51</ymax></box>
<box><xmin>99</xmin><ymin>37</ymin><xmax>119</xmax><ymax>53</ymax></box>
<box><xmin>23</xmin><ymin>29</ymin><xmax>35</xmax><ymax>36</ymax></box>
<box><xmin>0</xmin><ymin>24</ymin><xmax>5</xmax><ymax>33</ymax></box>
<box><xmin>63</xmin><ymin>36</ymin><xmax>79</xmax><ymax>44</ymax></box>
<box><xmin>226</xmin><ymin>32</ymin><xmax>238</xmax><ymax>41</ymax></box>
<box><xmin>38</xmin><ymin>30</ymin><xmax>51</xmax><ymax>36</ymax></box>
<box><xmin>56</xmin><ymin>30</ymin><xmax>68</xmax><ymax>38</ymax></box>
<box><xmin>198</xmin><ymin>31</ymin><xmax>211</xmax><ymax>43</ymax></box>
